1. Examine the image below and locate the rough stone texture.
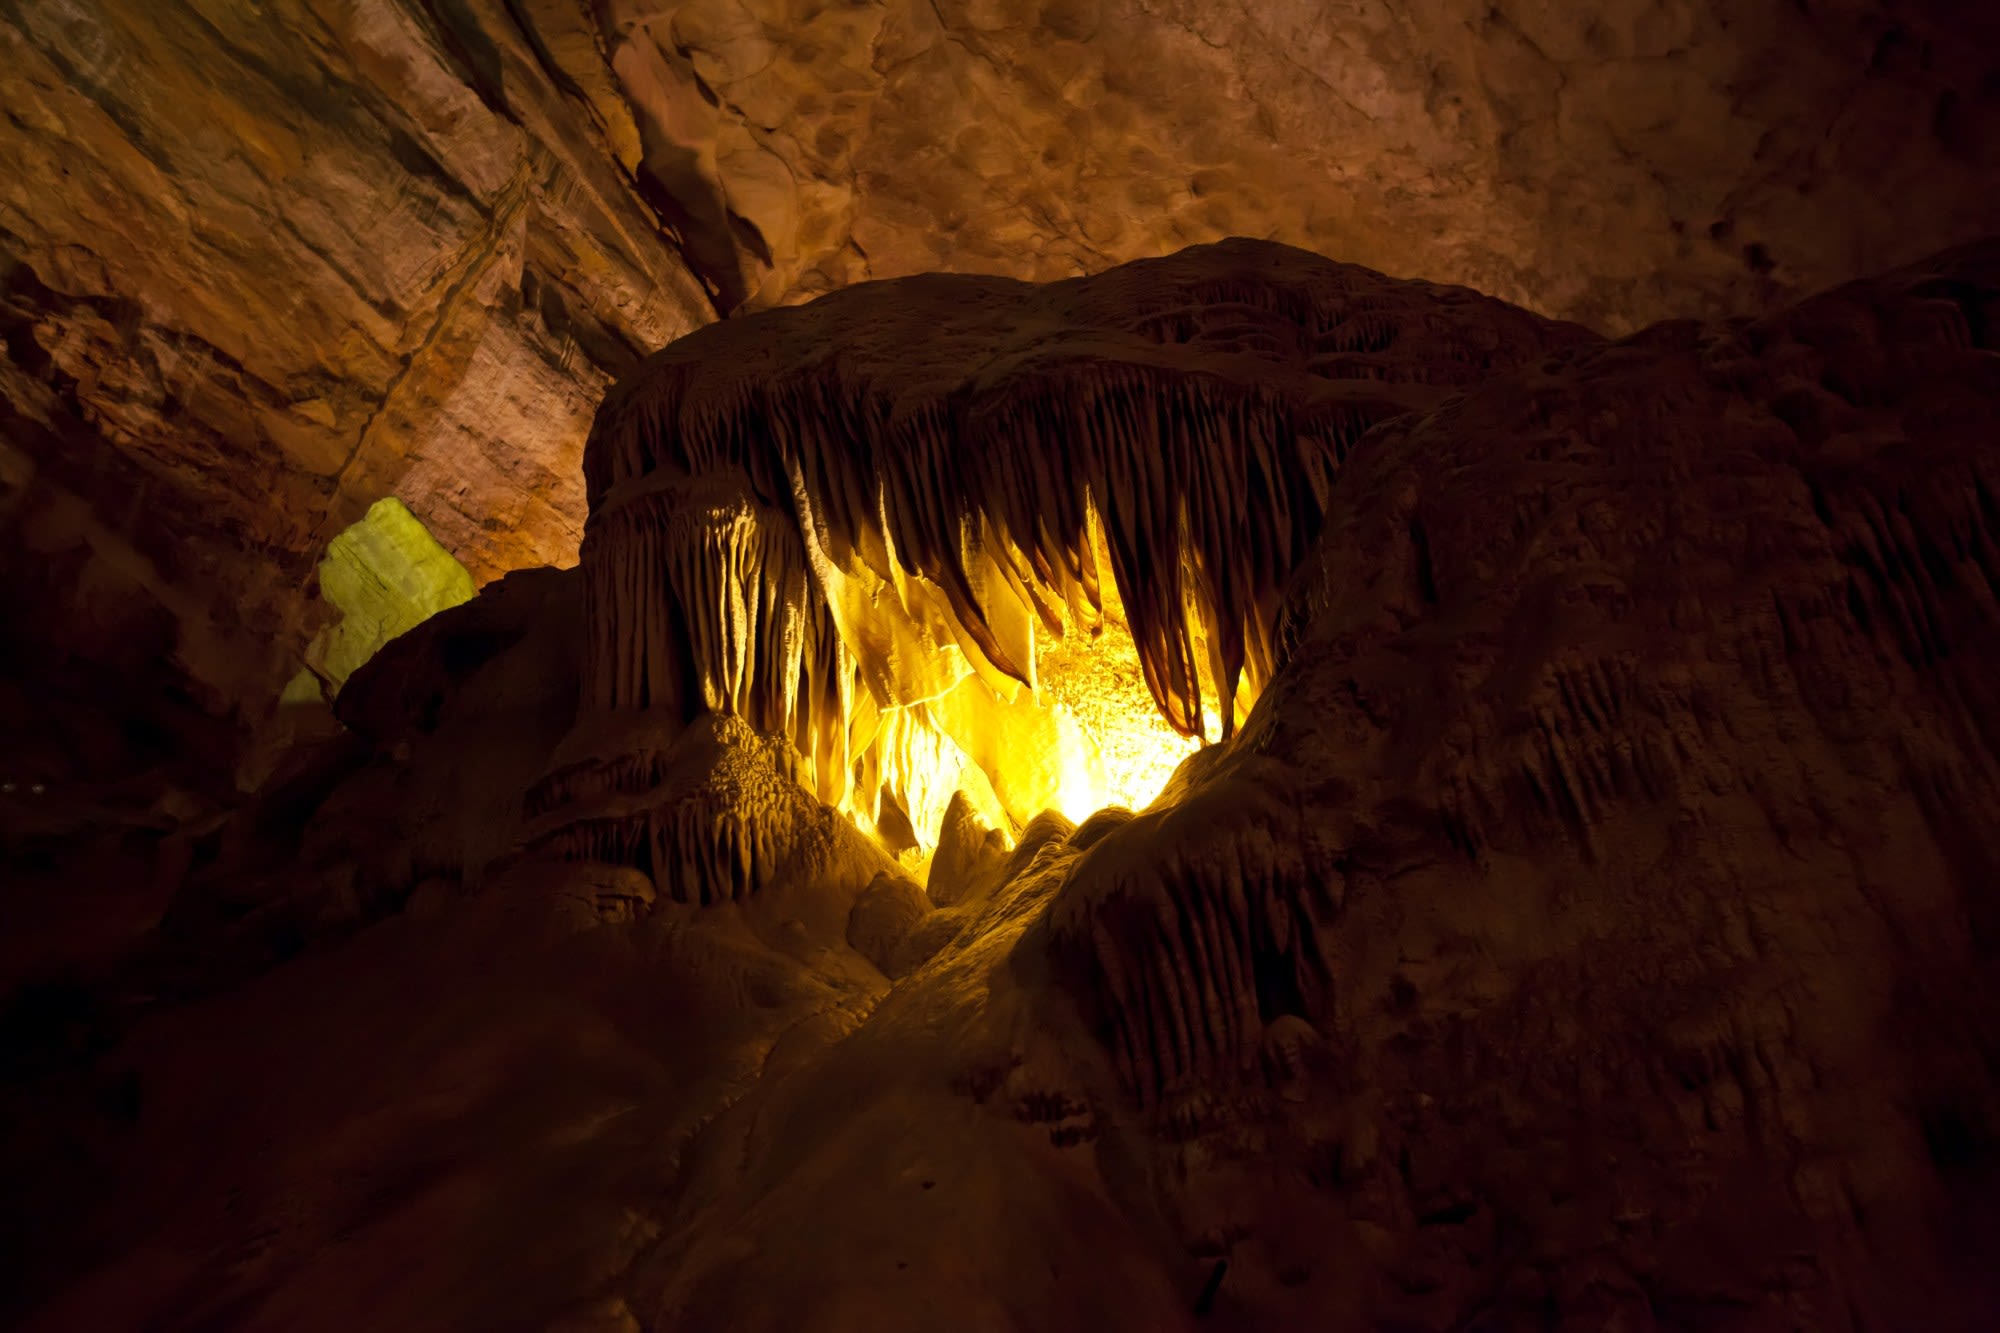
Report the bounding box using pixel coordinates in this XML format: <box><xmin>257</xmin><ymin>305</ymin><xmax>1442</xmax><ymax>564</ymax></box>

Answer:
<box><xmin>5</xmin><ymin>0</ymin><xmax>2000</xmax><ymax>743</ymax></box>
<box><xmin>615</xmin><ymin>0</ymin><xmax>2000</xmax><ymax>328</ymax></box>
<box><xmin>1049</xmin><ymin>237</ymin><xmax>2000</xmax><ymax>1326</ymax></box>
<box><xmin>4</xmin><ymin>239</ymin><xmax>1997</xmax><ymax>1331</ymax></box>
<box><xmin>0</xmin><ymin>0</ymin><xmax>714</xmax><ymax>727</ymax></box>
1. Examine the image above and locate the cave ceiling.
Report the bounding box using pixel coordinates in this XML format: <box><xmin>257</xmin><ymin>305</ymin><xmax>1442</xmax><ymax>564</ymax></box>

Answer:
<box><xmin>1</xmin><ymin>0</ymin><xmax>1997</xmax><ymax>733</ymax></box>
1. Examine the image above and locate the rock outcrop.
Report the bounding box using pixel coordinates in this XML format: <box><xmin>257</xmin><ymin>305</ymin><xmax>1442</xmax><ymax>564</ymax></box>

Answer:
<box><xmin>4</xmin><ymin>237</ymin><xmax>1997</xmax><ymax>1331</ymax></box>
<box><xmin>1046</xmin><ymin>238</ymin><xmax>2000</xmax><ymax>1325</ymax></box>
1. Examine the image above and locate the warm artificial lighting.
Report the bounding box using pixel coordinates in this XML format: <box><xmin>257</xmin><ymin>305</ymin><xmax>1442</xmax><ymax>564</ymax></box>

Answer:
<box><xmin>1033</xmin><ymin>568</ymin><xmax>1219</xmax><ymax>818</ymax></box>
<box><xmin>836</xmin><ymin>513</ymin><xmax>1240</xmax><ymax>861</ymax></box>
<box><xmin>580</xmin><ymin>325</ymin><xmax>1295</xmax><ymax>865</ymax></box>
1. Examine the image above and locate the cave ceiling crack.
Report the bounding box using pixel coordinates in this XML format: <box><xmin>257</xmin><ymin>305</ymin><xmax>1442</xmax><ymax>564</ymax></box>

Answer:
<box><xmin>1131</xmin><ymin>0</ymin><xmax>1229</xmax><ymax>52</ymax></box>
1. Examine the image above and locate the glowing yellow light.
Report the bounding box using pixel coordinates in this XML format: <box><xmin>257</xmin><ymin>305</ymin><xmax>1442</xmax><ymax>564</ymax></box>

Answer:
<box><xmin>805</xmin><ymin>506</ymin><xmax>1247</xmax><ymax>857</ymax></box>
<box><xmin>1035</xmin><ymin>601</ymin><xmax>1211</xmax><ymax>816</ymax></box>
<box><xmin>299</xmin><ymin>497</ymin><xmax>476</xmax><ymax>699</ymax></box>
<box><xmin>881</xmin><ymin>511</ymin><xmax>1237</xmax><ymax>849</ymax></box>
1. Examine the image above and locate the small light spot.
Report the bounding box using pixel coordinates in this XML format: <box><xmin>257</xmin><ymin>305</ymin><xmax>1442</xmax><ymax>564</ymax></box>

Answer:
<box><xmin>30</xmin><ymin>783</ymin><xmax>45</xmax><ymax>795</ymax></box>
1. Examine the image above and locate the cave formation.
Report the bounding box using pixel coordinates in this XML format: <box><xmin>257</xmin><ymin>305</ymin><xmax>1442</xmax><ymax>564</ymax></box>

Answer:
<box><xmin>556</xmin><ymin>244</ymin><xmax>1584</xmax><ymax>876</ymax></box>
<box><xmin>5</xmin><ymin>4</ymin><xmax>2000</xmax><ymax>1332</ymax></box>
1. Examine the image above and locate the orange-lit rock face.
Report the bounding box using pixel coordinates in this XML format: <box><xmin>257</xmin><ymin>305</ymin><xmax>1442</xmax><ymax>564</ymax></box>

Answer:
<box><xmin>4</xmin><ymin>2</ymin><xmax>1998</xmax><ymax>738</ymax></box>
<box><xmin>0</xmin><ymin>0</ymin><xmax>714</xmax><ymax>724</ymax></box>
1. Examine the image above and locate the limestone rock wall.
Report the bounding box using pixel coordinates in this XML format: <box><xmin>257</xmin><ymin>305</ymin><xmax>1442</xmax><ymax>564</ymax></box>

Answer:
<box><xmin>1045</xmin><ymin>238</ymin><xmax>2000</xmax><ymax>1326</ymax></box>
<box><xmin>612</xmin><ymin>0</ymin><xmax>2000</xmax><ymax>329</ymax></box>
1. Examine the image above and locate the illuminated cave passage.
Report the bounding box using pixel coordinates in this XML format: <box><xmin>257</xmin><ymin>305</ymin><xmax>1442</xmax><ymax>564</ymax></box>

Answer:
<box><xmin>567</xmin><ymin>447</ymin><xmax>1241</xmax><ymax>871</ymax></box>
<box><xmin>282</xmin><ymin>496</ymin><xmax>476</xmax><ymax>708</ymax></box>
<box><xmin>4</xmin><ymin>0</ymin><xmax>2000</xmax><ymax>1319</ymax></box>
<box><xmin>1026</xmin><ymin>540</ymin><xmax>1216</xmax><ymax>816</ymax></box>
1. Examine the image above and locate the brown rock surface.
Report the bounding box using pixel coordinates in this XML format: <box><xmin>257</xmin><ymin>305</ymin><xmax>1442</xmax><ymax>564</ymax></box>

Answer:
<box><xmin>1049</xmin><ymin>238</ymin><xmax>2000</xmax><ymax>1325</ymax></box>
<box><xmin>0</xmin><ymin>0</ymin><xmax>713</xmax><ymax>725</ymax></box>
<box><xmin>5</xmin><ymin>1</ymin><xmax>2000</xmax><ymax>744</ymax></box>
<box><xmin>4</xmin><ymin>237</ymin><xmax>1997</xmax><ymax>1331</ymax></box>
<box><xmin>614</xmin><ymin>0</ymin><xmax>2000</xmax><ymax>327</ymax></box>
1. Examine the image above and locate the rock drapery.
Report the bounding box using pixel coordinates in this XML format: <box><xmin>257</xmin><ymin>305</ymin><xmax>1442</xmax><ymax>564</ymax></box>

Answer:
<box><xmin>1035</xmin><ymin>238</ymin><xmax>2000</xmax><ymax>1326</ymax></box>
<box><xmin>572</xmin><ymin>239</ymin><xmax>1590</xmax><ymax>850</ymax></box>
<box><xmin>4</xmin><ymin>0</ymin><xmax>1999</xmax><ymax>753</ymax></box>
<box><xmin>4</xmin><ymin>238</ymin><xmax>1998</xmax><ymax>1330</ymax></box>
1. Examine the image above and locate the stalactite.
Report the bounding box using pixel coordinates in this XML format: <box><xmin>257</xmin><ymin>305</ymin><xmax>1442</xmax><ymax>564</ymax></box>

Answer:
<box><xmin>572</xmin><ymin>241</ymin><xmax>1584</xmax><ymax>832</ymax></box>
<box><xmin>522</xmin><ymin>714</ymin><xmax>835</xmax><ymax>908</ymax></box>
<box><xmin>580</xmin><ymin>470</ymin><xmax>852</xmax><ymax>808</ymax></box>
<box><xmin>1048</xmin><ymin>759</ymin><xmax>1339</xmax><ymax>1105</ymax></box>
<box><xmin>557</xmin><ymin>239</ymin><xmax>1591</xmax><ymax>892</ymax></box>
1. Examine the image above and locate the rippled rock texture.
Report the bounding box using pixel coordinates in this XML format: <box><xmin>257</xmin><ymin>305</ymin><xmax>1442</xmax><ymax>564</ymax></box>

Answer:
<box><xmin>4</xmin><ymin>237</ymin><xmax>1997</xmax><ymax>1331</ymax></box>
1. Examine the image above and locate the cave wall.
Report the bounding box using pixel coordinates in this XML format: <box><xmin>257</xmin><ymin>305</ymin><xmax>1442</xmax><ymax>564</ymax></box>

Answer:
<box><xmin>3</xmin><ymin>0</ymin><xmax>1998</xmax><ymax>745</ymax></box>
<box><xmin>7</xmin><ymin>236</ymin><xmax>1998</xmax><ymax>1333</ymax></box>
<box><xmin>0</xmin><ymin>0</ymin><xmax>715</xmax><ymax>737</ymax></box>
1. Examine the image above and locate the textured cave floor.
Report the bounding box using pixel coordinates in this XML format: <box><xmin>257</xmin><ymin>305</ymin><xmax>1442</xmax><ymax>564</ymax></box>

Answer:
<box><xmin>0</xmin><ymin>797</ymin><xmax>1191</xmax><ymax>1331</ymax></box>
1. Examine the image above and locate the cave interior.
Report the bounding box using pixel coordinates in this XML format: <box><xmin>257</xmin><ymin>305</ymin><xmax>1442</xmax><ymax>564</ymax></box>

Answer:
<box><xmin>4</xmin><ymin>2</ymin><xmax>2000</xmax><ymax>1330</ymax></box>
